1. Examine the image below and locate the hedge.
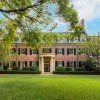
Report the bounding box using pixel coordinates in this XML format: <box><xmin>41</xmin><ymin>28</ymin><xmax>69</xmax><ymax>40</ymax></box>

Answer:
<box><xmin>0</xmin><ymin>71</ymin><xmax>41</xmax><ymax>74</ymax></box>
<box><xmin>53</xmin><ymin>71</ymin><xmax>100</xmax><ymax>75</ymax></box>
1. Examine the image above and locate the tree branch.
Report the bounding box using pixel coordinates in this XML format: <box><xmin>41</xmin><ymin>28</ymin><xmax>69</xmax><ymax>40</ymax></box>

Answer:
<box><xmin>0</xmin><ymin>0</ymin><xmax>45</xmax><ymax>13</ymax></box>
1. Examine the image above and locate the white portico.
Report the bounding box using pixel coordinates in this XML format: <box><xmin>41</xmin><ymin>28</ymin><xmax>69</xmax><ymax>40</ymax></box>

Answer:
<box><xmin>39</xmin><ymin>53</ymin><xmax>55</xmax><ymax>74</ymax></box>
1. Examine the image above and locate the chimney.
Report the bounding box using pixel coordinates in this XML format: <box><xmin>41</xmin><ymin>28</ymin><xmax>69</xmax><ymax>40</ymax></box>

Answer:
<box><xmin>80</xmin><ymin>19</ymin><xmax>85</xmax><ymax>28</ymax></box>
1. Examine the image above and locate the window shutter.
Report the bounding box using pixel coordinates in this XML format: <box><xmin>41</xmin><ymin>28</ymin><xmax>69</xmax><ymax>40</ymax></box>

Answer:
<box><xmin>30</xmin><ymin>49</ymin><xmax>32</xmax><ymax>55</ymax></box>
<box><xmin>18</xmin><ymin>48</ymin><xmax>20</xmax><ymax>55</ymax></box>
<box><xmin>67</xmin><ymin>49</ymin><xmax>69</xmax><ymax>55</ymax></box>
<box><xmin>50</xmin><ymin>48</ymin><xmax>52</xmax><ymax>53</ymax></box>
<box><xmin>25</xmin><ymin>61</ymin><xmax>27</xmax><ymax>67</ymax></box>
<box><xmin>67</xmin><ymin>61</ymin><xmax>69</xmax><ymax>67</ymax></box>
<box><xmin>74</xmin><ymin>61</ymin><xmax>76</xmax><ymax>67</ymax></box>
<box><xmin>14</xmin><ymin>48</ymin><xmax>16</xmax><ymax>53</ymax></box>
<box><xmin>62</xmin><ymin>48</ymin><xmax>64</xmax><ymax>55</ymax></box>
<box><xmin>18</xmin><ymin>61</ymin><xmax>20</xmax><ymax>67</ymax></box>
<box><xmin>36</xmin><ymin>61</ymin><xmax>39</xmax><ymax>66</ymax></box>
<box><xmin>62</xmin><ymin>61</ymin><xmax>64</xmax><ymax>66</ymax></box>
<box><xmin>37</xmin><ymin>50</ymin><xmax>39</xmax><ymax>55</ymax></box>
<box><xmin>79</xmin><ymin>61</ymin><xmax>82</xmax><ymax>67</ymax></box>
<box><xmin>43</xmin><ymin>48</ymin><xmax>44</xmax><ymax>53</ymax></box>
<box><xmin>74</xmin><ymin>48</ymin><xmax>76</xmax><ymax>55</ymax></box>
<box><xmin>55</xmin><ymin>48</ymin><xmax>57</xmax><ymax>55</ymax></box>
<box><xmin>30</xmin><ymin>61</ymin><xmax>32</xmax><ymax>66</ymax></box>
<box><xmin>25</xmin><ymin>48</ymin><xmax>27</xmax><ymax>55</ymax></box>
<box><xmin>55</xmin><ymin>61</ymin><xmax>57</xmax><ymax>67</ymax></box>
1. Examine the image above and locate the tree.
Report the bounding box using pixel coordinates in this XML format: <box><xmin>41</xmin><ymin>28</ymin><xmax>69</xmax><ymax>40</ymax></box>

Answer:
<box><xmin>0</xmin><ymin>0</ymin><xmax>83</xmax><ymax>51</ymax></box>
<box><xmin>80</xmin><ymin>34</ymin><xmax>100</xmax><ymax>67</ymax></box>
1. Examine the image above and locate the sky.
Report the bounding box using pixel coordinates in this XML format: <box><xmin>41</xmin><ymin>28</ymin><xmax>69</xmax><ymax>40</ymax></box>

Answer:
<box><xmin>53</xmin><ymin>0</ymin><xmax>100</xmax><ymax>35</ymax></box>
<box><xmin>0</xmin><ymin>0</ymin><xmax>100</xmax><ymax>35</ymax></box>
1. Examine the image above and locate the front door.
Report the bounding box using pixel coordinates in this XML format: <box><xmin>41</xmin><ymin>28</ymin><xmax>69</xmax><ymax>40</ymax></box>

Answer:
<box><xmin>44</xmin><ymin>64</ymin><xmax>50</xmax><ymax>72</ymax></box>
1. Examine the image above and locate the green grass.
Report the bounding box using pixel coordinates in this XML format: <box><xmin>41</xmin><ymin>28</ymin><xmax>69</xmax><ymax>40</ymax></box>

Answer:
<box><xmin>0</xmin><ymin>75</ymin><xmax>100</xmax><ymax>100</ymax></box>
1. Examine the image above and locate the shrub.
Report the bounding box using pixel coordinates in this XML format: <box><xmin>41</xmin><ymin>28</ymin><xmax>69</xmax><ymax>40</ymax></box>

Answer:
<box><xmin>12</xmin><ymin>67</ymin><xmax>20</xmax><ymax>71</ymax></box>
<box><xmin>0</xmin><ymin>66</ymin><xmax>3</xmax><ymax>71</ymax></box>
<box><xmin>53</xmin><ymin>71</ymin><xmax>100</xmax><ymax>75</ymax></box>
<box><xmin>55</xmin><ymin>66</ymin><xmax>65</xmax><ymax>71</ymax></box>
<box><xmin>74</xmin><ymin>67</ymin><xmax>85</xmax><ymax>71</ymax></box>
<box><xmin>82</xmin><ymin>59</ymin><xmax>95</xmax><ymax>71</ymax></box>
<box><xmin>22</xmin><ymin>67</ymin><xmax>30</xmax><ymax>71</ymax></box>
<box><xmin>0</xmin><ymin>71</ymin><xmax>41</xmax><ymax>74</ymax></box>
<box><xmin>3</xmin><ymin>66</ymin><xmax>9</xmax><ymax>71</ymax></box>
<box><xmin>94</xmin><ymin>67</ymin><xmax>100</xmax><ymax>72</ymax></box>
<box><xmin>65</xmin><ymin>67</ymin><xmax>72</xmax><ymax>71</ymax></box>
<box><xmin>30</xmin><ymin>66</ymin><xmax>39</xmax><ymax>71</ymax></box>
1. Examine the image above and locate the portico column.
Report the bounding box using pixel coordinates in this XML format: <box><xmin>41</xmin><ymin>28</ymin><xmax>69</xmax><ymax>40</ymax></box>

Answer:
<box><xmin>50</xmin><ymin>57</ymin><xmax>53</xmax><ymax>74</ymax></box>
<box><xmin>39</xmin><ymin>57</ymin><xmax>41</xmax><ymax>71</ymax></box>
<box><xmin>41</xmin><ymin>57</ymin><xmax>44</xmax><ymax>74</ymax></box>
<box><xmin>53</xmin><ymin>57</ymin><xmax>55</xmax><ymax>71</ymax></box>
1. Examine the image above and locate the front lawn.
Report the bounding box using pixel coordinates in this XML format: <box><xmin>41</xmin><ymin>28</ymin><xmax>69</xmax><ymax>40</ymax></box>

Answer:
<box><xmin>0</xmin><ymin>75</ymin><xmax>100</xmax><ymax>100</ymax></box>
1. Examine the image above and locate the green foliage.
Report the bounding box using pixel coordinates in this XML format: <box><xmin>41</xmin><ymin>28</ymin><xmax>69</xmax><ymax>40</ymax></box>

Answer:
<box><xmin>82</xmin><ymin>59</ymin><xmax>95</xmax><ymax>71</ymax></box>
<box><xmin>65</xmin><ymin>67</ymin><xmax>72</xmax><ymax>71</ymax></box>
<box><xmin>74</xmin><ymin>67</ymin><xmax>85</xmax><ymax>71</ymax></box>
<box><xmin>3</xmin><ymin>66</ymin><xmax>9</xmax><ymax>71</ymax></box>
<box><xmin>30</xmin><ymin>66</ymin><xmax>39</xmax><ymax>71</ymax></box>
<box><xmin>56</xmin><ymin>66</ymin><xmax>65</xmax><ymax>71</ymax></box>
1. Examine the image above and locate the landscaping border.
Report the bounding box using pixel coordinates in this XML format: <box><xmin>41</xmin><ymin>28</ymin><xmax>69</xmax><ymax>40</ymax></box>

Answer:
<box><xmin>53</xmin><ymin>71</ymin><xmax>100</xmax><ymax>75</ymax></box>
<box><xmin>0</xmin><ymin>71</ymin><xmax>41</xmax><ymax>74</ymax></box>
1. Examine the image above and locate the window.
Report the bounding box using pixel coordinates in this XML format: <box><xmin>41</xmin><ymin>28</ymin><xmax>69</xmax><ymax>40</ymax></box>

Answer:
<box><xmin>43</xmin><ymin>48</ymin><xmax>51</xmax><ymax>53</ymax></box>
<box><xmin>55</xmin><ymin>61</ymin><xmax>64</xmax><ymax>67</ymax></box>
<box><xmin>22</xmin><ymin>61</ymin><xmax>27</xmax><ymax>67</ymax></box>
<box><xmin>30</xmin><ymin>61</ymin><xmax>37</xmax><ymax>66</ymax></box>
<box><xmin>67</xmin><ymin>61</ymin><xmax>76</xmax><ymax>67</ymax></box>
<box><xmin>10</xmin><ymin>61</ymin><xmax>16</xmax><ymax>67</ymax></box>
<box><xmin>56</xmin><ymin>48</ymin><xmax>64</xmax><ymax>55</ymax></box>
<box><xmin>30</xmin><ymin>49</ymin><xmax>38</xmax><ymax>55</ymax></box>
<box><xmin>10</xmin><ymin>48</ymin><xmax>16</xmax><ymax>54</ymax></box>
<box><xmin>18</xmin><ymin>48</ymin><xmax>27</xmax><ymax>55</ymax></box>
<box><xmin>67</xmin><ymin>48</ymin><xmax>76</xmax><ymax>55</ymax></box>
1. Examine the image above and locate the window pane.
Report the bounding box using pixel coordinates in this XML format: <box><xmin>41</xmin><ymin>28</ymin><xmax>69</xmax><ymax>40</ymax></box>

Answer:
<box><xmin>57</xmin><ymin>48</ymin><xmax>62</xmax><ymax>54</ymax></box>
<box><xmin>69</xmin><ymin>49</ymin><xmax>74</xmax><ymax>54</ymax></box>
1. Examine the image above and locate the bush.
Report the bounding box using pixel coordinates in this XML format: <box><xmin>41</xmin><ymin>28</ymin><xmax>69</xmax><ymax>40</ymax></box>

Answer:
<box><xmin>56</xmin><ymin>66</ymin><xmax>65</xmax><ymax>71</ymax></box>
<box><xmin>82</xmin><ymin>59</ymin><xmax>95</xmax><ymax>71</ymax></box>
<box><xmin>0</xmin><ymin>71</ymin><xmax>41</xmax><ymax>74</ymax></box>
<box><xmin>22</xmin><ymin>67</ymin><xmax>30</xmax><ymax>71</ymax></box>
<box><xmin>12</xmin><ymin>67</ymin><xmax>20</xmax><ymax>71</ymax></box>
<box><xmin>3</xmin><ymin>66</ymin><xmax>9</xmax><ymax>71</ymax></box>
<box><xmin>74</xmin><ymin>67</ymin><xmax>85</xmax><ymax>71</ymax></box>
<box><xmin>65</xmin><ymin>67</ymin><xmax>72</xmax><ymax>71</ymax></box>
<box><xmin>94</xmin><ymin>67</ymin><xmax>100</xmax><ymax>72</ymax></box>
<box><xmin>0</xmin><ymin>66</ymin><xmax>3</xmax><ymax>71</ymax></box>
<box><xmin>30</xmin><ymin>66</ymin><xmax>39</xmax><ymax>71</ymax></box>
<box><xmin>53</xmin><ymin>71</ymin><xmax>100</xmax><ymax>75</ymax></box>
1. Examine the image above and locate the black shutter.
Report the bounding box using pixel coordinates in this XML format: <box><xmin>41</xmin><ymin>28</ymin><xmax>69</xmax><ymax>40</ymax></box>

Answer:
<box><xmin>18</xmin><ymin>61</ymin><xmax>20</xmax><ymax>67</ymax></box>
<box><xmin>30</xmin><ymin>61</ymin><xmax>32</xmax><ymax>66</ymax></box>
<box><xmin>36</xmin><ymin>61</ymin><xmax>39</xmax><ymax>66</ymax></box>
<box><xmin>14</xmin><ymin>48</ymin><xmax>16</xmax><ymax>53</ymax></box>
<box><xmin>79</xmin><ymin>61</ymin><xmax>82</xmax><ymax>67</ymax></box>
<box><xmin>55</xmin><ymin>61</ymin><xmax>57</xmax><ymax>67</ymax></box>
<box><xmin>62</xmin><ymin>61</ymin><xmax>64</xmax><ymax>66</ymax></box>
<box><xmin>25</xmin><ymin>61</ymin><xmax>27</xmax><ymax>67</ymax></box>
<box><xmin>30</xmin><ymin>49</ymin><xmax>32</xmax><ymax>55</ymax></box>
<box><xmin>50</xmin><ymin>48</ymin><xmax>52</xmax><ymax>53</ymax></box>
<box><xmin>62</xmin><ymin>48</ymin><xmax>64</xmax><ymax>55</ymax></box>
<box><xmin>74</xmin><ymin>48</ymin><xmax>76</xmax><ymax>55</ymax></box>
<box><xmin>43</xmin><ymin>48</ymin><xmax>44</xmax><ymax>53</ymax></box>
<box><xmin>67</xmin><ymin>61</ymin><xmax>69</xmax><ymax>67</ymax></box>
<box><xmin>25</xmin><ymin>48</ymin><xmax>27</xmax><ymax>55</ymax></box>
<box><xmin>37</xmin><ymin>50</ymin><xmax>39</xmax><ymax>55</ymax></box>
<box><xmin>18</xmin><ymin>48</ymin><xmax>20</xmax><ymax>55</ymax></box>
<box><xmin>67</xmin><ymin>49</ymin><xmax>69</xmax><ymax>55</ymax></box>
<box><xmin>74</xmin><ymin>61</ymin><xmax>76</xmax><ymax>67</ymax></box>
<box><xmin>55</xmin><ymin>48</ymin><xmax>57</xmax><ymax>55</ymax></box>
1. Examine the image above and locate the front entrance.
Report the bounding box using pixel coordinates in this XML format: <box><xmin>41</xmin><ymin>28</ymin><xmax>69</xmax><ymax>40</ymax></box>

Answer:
<box><xmin>44</xmin><ymin>64</ymin><xmax>50</xmax><ymax>72</ymax></box>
